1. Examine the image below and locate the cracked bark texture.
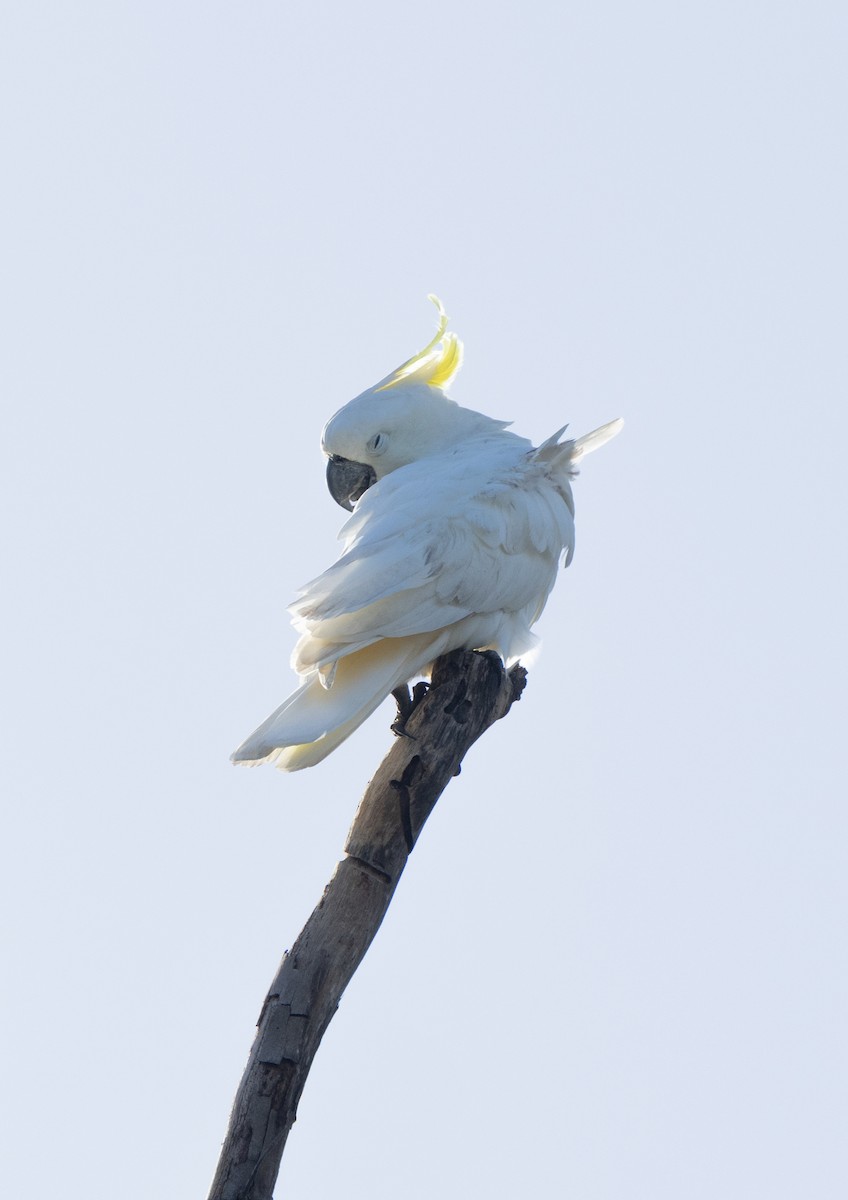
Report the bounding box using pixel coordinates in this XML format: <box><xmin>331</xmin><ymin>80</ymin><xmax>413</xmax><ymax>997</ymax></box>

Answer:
<box><xmin>208</xmin><ymin>649</ymin><xmax>527</xmax><ymax>1200</ymax></box>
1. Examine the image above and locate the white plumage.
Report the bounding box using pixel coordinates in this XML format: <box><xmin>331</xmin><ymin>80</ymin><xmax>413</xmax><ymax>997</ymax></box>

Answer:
<box><xmin>232</xmin><ymin>298</ymin><xmax>622</xmax><ymax>770</ymax></box>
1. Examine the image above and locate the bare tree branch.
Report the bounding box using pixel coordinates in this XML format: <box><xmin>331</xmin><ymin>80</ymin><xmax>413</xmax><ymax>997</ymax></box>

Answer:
<box><xmin>208</xmin><ymin>649</ymin><xmax>527</xmax><ymax>1200</ymax></box>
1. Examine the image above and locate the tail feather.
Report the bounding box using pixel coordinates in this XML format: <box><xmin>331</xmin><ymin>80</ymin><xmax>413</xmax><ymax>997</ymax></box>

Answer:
<box><xmin>570</xmin><ymin>418</ymin><xmax>624</xmax><ymax>460</ymax></box>
<box><xmin>534</xmin><ymin>418</ymin><xmax>623</xmax><ymax>477</ymax></box>
<box><xmin>231</xmin><ymin>633</ymin><xmax>445</xmax><ymax>771</ymax></box>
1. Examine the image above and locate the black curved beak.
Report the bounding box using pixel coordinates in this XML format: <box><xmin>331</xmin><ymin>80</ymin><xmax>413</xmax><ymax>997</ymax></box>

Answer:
<box><xmin>326</xmin><ymin>455</ymin><xmax>377</xmax><ymax>511</ymax></box>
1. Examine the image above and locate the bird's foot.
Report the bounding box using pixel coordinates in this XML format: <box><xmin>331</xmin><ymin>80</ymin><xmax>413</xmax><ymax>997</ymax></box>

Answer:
<box><xmin>390</xmin><ymin>681</ymin><xmax>430</xmax><ymax>738</ymax></box>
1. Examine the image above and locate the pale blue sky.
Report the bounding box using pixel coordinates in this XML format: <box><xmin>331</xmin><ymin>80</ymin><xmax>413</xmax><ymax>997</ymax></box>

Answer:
<box><xmin>2</xmin><ymin>3</ymin><xmax>846</xmax><ymax>1197</ymax></box>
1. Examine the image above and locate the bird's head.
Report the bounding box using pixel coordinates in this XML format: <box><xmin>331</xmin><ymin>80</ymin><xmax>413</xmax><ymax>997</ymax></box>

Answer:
<box><xmin>322</xmin><ymin>296</ymin><xmax>506</xmax><ymax>510</ymax></box>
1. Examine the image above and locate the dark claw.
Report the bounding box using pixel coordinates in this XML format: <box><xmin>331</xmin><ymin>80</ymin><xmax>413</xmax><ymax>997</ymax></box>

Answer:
<box><xmin>390</xmin><ymin>681</ymin><xmax>430</xmax><ymax>738</ymax></box>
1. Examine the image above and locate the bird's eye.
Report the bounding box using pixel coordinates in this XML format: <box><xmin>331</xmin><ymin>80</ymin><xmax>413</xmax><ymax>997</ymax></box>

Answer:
<box><xmin>367</xmin><ymin>433</ymin><xmax>386</xmax><ymax>453</ymax></box>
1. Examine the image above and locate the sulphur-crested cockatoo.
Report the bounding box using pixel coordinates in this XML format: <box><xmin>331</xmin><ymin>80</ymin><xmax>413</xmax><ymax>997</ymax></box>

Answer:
<box><xmin>232</xmin><ymin>297</ymin><xmax>622</xmax><ymax>771</ymax></box>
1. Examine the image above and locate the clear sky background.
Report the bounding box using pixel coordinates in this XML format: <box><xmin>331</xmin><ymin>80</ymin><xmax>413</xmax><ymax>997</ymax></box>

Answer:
<box><xmin>3</xmin><ymin>3</ymin><xmax>846</xmax><ymax>1197</ymax></box>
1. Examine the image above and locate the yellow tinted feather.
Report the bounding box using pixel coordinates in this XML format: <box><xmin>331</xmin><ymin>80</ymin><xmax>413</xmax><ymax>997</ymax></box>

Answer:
<box><xmin>376</xmin><ymin>294</ymin><xmax>464</xmax><ymax>392</ymax></box>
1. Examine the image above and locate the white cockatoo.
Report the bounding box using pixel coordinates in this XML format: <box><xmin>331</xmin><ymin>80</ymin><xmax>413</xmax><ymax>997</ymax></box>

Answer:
<box><xmin>232</xmin><ymin>298</ymin><xmax>622</xmax><ymax>771</ymax></box>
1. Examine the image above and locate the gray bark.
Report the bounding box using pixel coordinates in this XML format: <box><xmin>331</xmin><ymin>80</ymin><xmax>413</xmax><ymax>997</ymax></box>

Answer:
<box><xmin>208</xmin><ymin>649</ymin><xmax>526</xmax><ymax>1200</ymax></box>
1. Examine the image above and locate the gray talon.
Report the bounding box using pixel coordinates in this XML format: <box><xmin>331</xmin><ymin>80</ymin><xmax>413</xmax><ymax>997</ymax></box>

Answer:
<box><xmin>390</xmin><ymin>681</ymin><xmax>430</xmax><ymax>737</ymax></box>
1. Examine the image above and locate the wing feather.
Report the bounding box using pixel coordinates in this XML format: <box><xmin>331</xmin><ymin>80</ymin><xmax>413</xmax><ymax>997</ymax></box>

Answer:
<box><xmin>290</xmin><ymin>434</ymin><xmax>575</xmax><ymax>676</ymax></box>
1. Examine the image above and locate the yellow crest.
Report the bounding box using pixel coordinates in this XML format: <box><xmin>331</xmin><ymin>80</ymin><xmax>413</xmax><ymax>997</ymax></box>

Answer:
<box><xmin>376</xmin><ymin>295</ymin><xmax>463</xmax><ymax>392</ymax></box>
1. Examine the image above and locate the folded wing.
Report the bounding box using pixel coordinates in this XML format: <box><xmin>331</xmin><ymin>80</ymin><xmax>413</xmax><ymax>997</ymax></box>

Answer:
<box><xmin>290</xmin><ymin>434</ymin><xmax>576</xmax><ymax>677</ymax></box>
